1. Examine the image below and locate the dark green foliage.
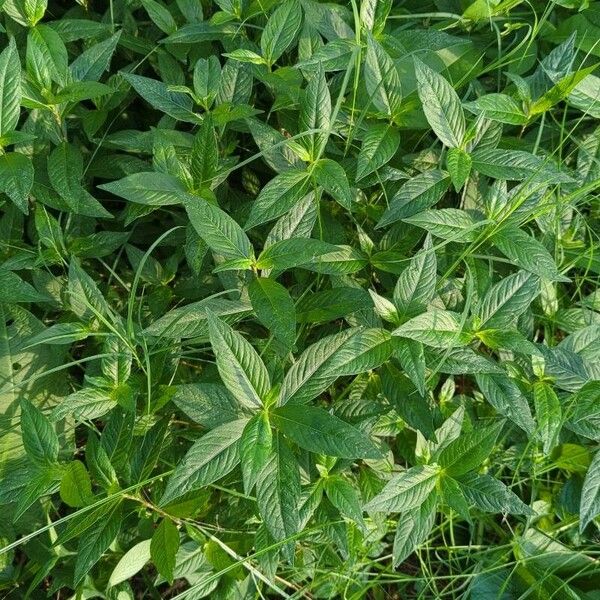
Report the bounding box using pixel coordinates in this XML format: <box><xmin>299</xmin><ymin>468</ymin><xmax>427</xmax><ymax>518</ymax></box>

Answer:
<box><xmin>1</xmin><ymin>0</ymin><xmax>600</xmax><ymax>598</ymax></box>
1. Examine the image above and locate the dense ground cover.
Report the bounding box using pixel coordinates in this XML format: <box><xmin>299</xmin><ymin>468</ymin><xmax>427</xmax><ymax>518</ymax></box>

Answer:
<box><xmin>0</xmin><ymin>0</ymin><xmax>600</xmax><ymax>597</ymax></box>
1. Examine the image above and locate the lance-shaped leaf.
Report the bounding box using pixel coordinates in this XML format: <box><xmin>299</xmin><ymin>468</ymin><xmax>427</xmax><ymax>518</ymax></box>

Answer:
<box><xmin>471</xmin><ymin>148</ymin><xmax>573</xmax><ymax>183</ymax></box>
<box><xmin>190</xmin><ymin>114</ymin><xmax>218</xmax><ymax>189</ymax></box>
<box><xmin>160</xmin><ymin>418</ymin><xmax>247</xmax><ymax>505</ymax></box>
<box><xmin>272</xmin><ymin>405</ymin><xmax>381</xmax><ymax>458</ymax></box>
<box><xmin>0</xmin><ymin>38</ymin><xmax>21</xmax><ymax>137</ymax></box>
<box><xmin>476</xmin><ymin>270</ymin><xmax>540</xmax><ymax>330</ymax></box>
<box><xmin>457</xmin><ymin>473</ymin><xmax>533</xmax><ymax>515</ymax></box>
<box><xmin>415</xmin><ymin>59</ymin><xmax>465</xmax><ymax>148</ymax></box>
<box><xmin>364</xmin><ymin>34</ymin><xmax>401</xmax><ymax>117</ymax></box>
<box><xmin>357</xmin><ymin>124</ymin><xmax>400</xmax><ymax>181</ymax></box>
<box><xmin>99</xmin><ymin>172</ymin><xmax>187</xmax><ymax>206</ymax></box>
<box><xmin>48</xmin><ymin>143</ymin><xmax>112</xmax><ymax>218</ymax></box>
<box><xmin>393</xmin><ymin>491</ymin><xmax>437</xmax><ymax>567</ymax></box>
<box><xmin>580</xmin><ymin>449</ymin><xmax>600</xmax><ymax>532</ymax></box>
<box><xmin>206</xmin><ymin>311</ymin><xmax>270</xmax><ymax>409</ymax></box>
<box><xmin>0</xmin><ymin>152</ymin><xmax>34</xmax><ymax>214</ymax></box>
<box><xmin>240</xmin><ymin>412</ymin><xmax>273</xmax><ymax>494</ymax></box>
<box><xmin>122</xmin><ymin>72</ymin><xmax>202</xmax><ymax>123</ymax></box>
<box><xmin>279</xmin><ymin>327</ymin><xmax>392</xmax><ymax>405</ymax></box>
<box><xmin>261</xmin><ymin>0</ymin><xmax>303</xmax><ymax>65</ymax></box>
<box><xmin>437</xmin><ymin>420</ymin><xmax>504</xmax><ymax>476</ymax></box>
<box><xmin>364</xmin><ymin>464</ymin><xmax>439</xmax><ymax>513</ymax></box>
<box><xmin>185</xmin><ymin>196</ymin><xmax>253</xmax><ymax>261</ymax></box>
<box><xmin>74</xmin><ymin>504</ymin><xmax>122</xmax><ymax>585</ymax></box>
<box><xmin>393</xmin><ymin>310</ymin><xmax>471</xmax><ymax>348</ymax></box>
<box><xmin>249</xmin><ymin>277</ymin><xmax>296</xmax><ymax>350</ymax></box>
<box><xmin>299</xmin><ymin>64</ymin><xmax>331</xmax><ymax>160</ymax></box>
<box><xmin>476</xmin><ymin>373</ymin><xmax>535</xmax><ymax>434</ymax></box>
<box><xmin>246</xmin><ymin>169</ymin><xmax>311</xmax><ymax>230</ymax></box>
<box><xmin>393</xmin><ymin>234</ymin><xmax>437</xmax><ymax>320</ymax></box>
<box><xmin>464</xmin><ymin>93</ymin><xmax>528</xmax><ymax>125</ymax></box>
<box><xmin>312</xmin><ymin>159</ymin><xmax>353</xmax><ymax>209</ymax></box>
<box><xmin>255</xmin><ymin>434</ymin><xmax>301</xmax><ymax>561</ymax></box>
<box><xmin>144</xmin><ymin>297</ymin><xmax>251</xmax><ymax>339</ymax></box>
<box><xmin>533</xmin><ymin>381</ymin><xmax>562</xmax><ymax>455</ymax></box>
<box><xmin>491</xmin><ymin>226</ymin><xmax>569</xmax><ymax>282</ymax></box>
<box><xmin>20</xmin><ymin>399</ymin><xmax>59</xmax><ymax>465</ymax></box>
<box><xmin>150</xmin><ymin>519</ymin><xmax>180</xmax><ymax>584</ymax></box>
<box><xmin>70</xmin><ymin>31</ymin><xmax>121</xmax><ymax>82</ymax></box>
<box><xmin>377</xmin><ymin>170</ymin><xmax>450</xmax><ymax>227</ymax></box>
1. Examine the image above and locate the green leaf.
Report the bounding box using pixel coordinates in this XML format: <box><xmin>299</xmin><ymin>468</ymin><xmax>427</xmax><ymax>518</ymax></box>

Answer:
<box><xmin>255</xmin><ymin>434</ymin><xmax>300</xmax><ymax>561</ymax></box>
<box><xmin>143</xmin><ymin>297</ymin><xmax>251</xmax><ymax>339</ymax></box>
<box><xmin>312</xmin><ymin>159</ymin><xmax>353</xmax><ymax>209</ymax></box>
<box><xmin>172</xmin><ymin>383</ymin><xmax>245</xmax><ymax>428</ymax></box>
<box><xmin>377</xmin><ymin>170</ymin><xmax>450</xmax><ymax>227</ymax></box>
<box><xmin>0</xmin><ymin>38</ymin><xmax>21</xmax><ymax>137</ymax></box>
<box><xmin>364</xmin><ymin>34</ymin><xmax>402</xmax><ymax>117</ymax></box>
<box><xmin>224</xmin><ymin>48</ymin><xmax>266</xmax><ymax>65</ymax></box>
<box><xmin>0</xmin><ymin>270</ymin><xmax>49</xmax><ymax>303</ymax></box>
<box><xmin>122</xmin><ymin>72</ymin><xmax>202</xmax><ymax>123</ymax></box>
<box><xmin>52</xmin><ymin>81</ymin><xmax>112</xmax><ymax>103</ymax></box>
<box><xmin>364</xmin><ymin>465</ymin><xmax>440</xmax><ymax>513</ymax></box>
<box><xmin>206</xmin><ymin>311</ymin><xmax>270</xmax><ymax>409</ymax></box>
<box><xmin>476</xmin><ymin>270</ymin><xmax>540</xmax><ymax>330</ymax></box>
<box><xmin>279</xmin><ymin>327</ymin><xmax>392</xmax><ymax>405</ymax></box>
<box><xmin>257</xmin><ymin>238</ymin><xmax>367</xmax><ymax>275</ymax></box>
<box><xmin>193</xmin><ymin>56</ymin><xmax>221</xmax><ymax>108</ymax></box>
<box><xmin>491</xmin><ymin>226</ymin><xmax>569</xmax><ymax>282</ymax></box>
<box><xmin>272</xmin><ymin>404</ymin><xmax>381</xmax><ymax>458</ymax></box>
<box><xmin>457</xmin><ymin>473</ymin><xmax>533</xmax><ymax>515</ymax></box>
<box><xmin>67</xmin><ymin>258</ymin><xmax>113</xmax><ymax>322</ymax></box>
<box><xmin>414</xmin><ymin>59</ymin><xmax>465</xmax><ymax>148</ymax></box>
<box><xmin>249</xmin><ymin>277</ymin><xmax>296</xmax><ymax>350</ymax></box>
<box><xmin>261</xmin><ymin>0</ymin><xmax>303</xmax><ymax>65</ymax></box>
<box><xmin>324</xmin><ymin>475</ymin><xmax>365</xmax><ymax>527</ymax></box>
<box><xmin>297</xmin><ymin>287</ymin><xmax>373</xmax><ymax>324</ymax></box>
<box><xmin>393</xmin><ymin>234</ymin><xmax>437</xmax><ymax>320</ymax></box>
<box><xmin>99</xmin><ymin>172</ymin><xmax>187</xmax><ymax>206</ymax></box>
<box><xmin>70</xmin><ymin>31</ymin><xmax>121</xmax><ymax>82</ymax></box>
<box><xmin>437</xmin><ymin>420</ymin><xmax>504</xmax><ymax>476</ymax></box>
<box><xmin>446</xmin><ymin>147</ymin><xmax>472</xmax><ymax>192</ymax></box>
<box><xmin>471</xmin><ymin>149</ymin><xmax>573</xmax><ymax>183</ymax></box>
<box><xmin>109</xmin><ymin>539</ymin><xmax>151</xmax><ymax>587</ymax></box>
<box><xmin>26</xmin><ymin>25</ymin><xmax>68</xmax><ymax>88</ymax></box>
<box><xmin>74</xmin><ymin>504</ymin><xmax>121</xmax><ymax>585</ymax></box>
<box><xmin>392</xmin><ymin>491</ymin><xmax>437</xmax><ymax>567</ymax></box>
<box><xmin>299</xmin><ymin>64</ymin><xmax>331</xmax><ymax>160</ymax></box>
<box><xmin>190</xmin><ymin>114</ymin><xmax>218</xmax><ymax>189</ymax></box>
<box><xmin>240</xmin><ymin>412</ymin><xmax>273</xmax><ymax>494</ymax></box>
<box><xmin>52</xmin><ymin>387</ymin><xmax>116</xmax><ymax>421</ymax></box>
<box><xmin>185</xmin><ymin>196</ymin><xmax>253</xmax><ymax>261</ymax></box>
<box><xmin>402</xmin><ymin>208</ymin><xmax>484</xmax><ymax>242</ymax></box>
<box><xmin>142</xmin><ymin>0</ymin><xmax>177</xmax><ymax>34</ymax></box>
<box><xmin>160</xmin><ymin>418</ymin><xmax>247</xmax><ymax>505</ymax></box>
<box><xmin>356</xmin><ymin>124</ymin><xmax>400</xmax><ymax>181</ymax></box>
<box><xmin>393</xmin><ymin>310</ymin><xmax>471</xmax><ymax>348</ymax></box>
<box><xmin>476</xmin><ymin>373</ymin><xmax>535</xmax><ymax>434</ymax></box>
<box><xmin>60</xmin><ymin>460</ymin><xmax>93</xmax><ymax>507</ymax></box>
<box><xmin>48</xmin><ymin>143</ymin><xmax>112</xmax><ymax>218</ymax></box>
<box><xmin>245</xmin><ymin>169</ymin><xmax>311</xmax><ymax>230</ymax></box>
<box><xmin>464</xmin><ymin>93</ymin><xmax>528</xmax><ymax>125</ymax></box>
<box><xmin>20</xmin><ymin>399</ymin><xmax>59</xmax><ymax>465</ymax></box>
<box><xmin>580</xmin><ymin>449</ymin><xmax>600</xmax><ymax>532</ymax></box>
<box><xmin>150</xmin><ymin>519</ymin><xmax>180</xmax><ymax>584</ymax></box>
<box><xmin>533</xmin><ymin>381</ymin><xmax>562</xmax><ymax>455</ymax></box>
